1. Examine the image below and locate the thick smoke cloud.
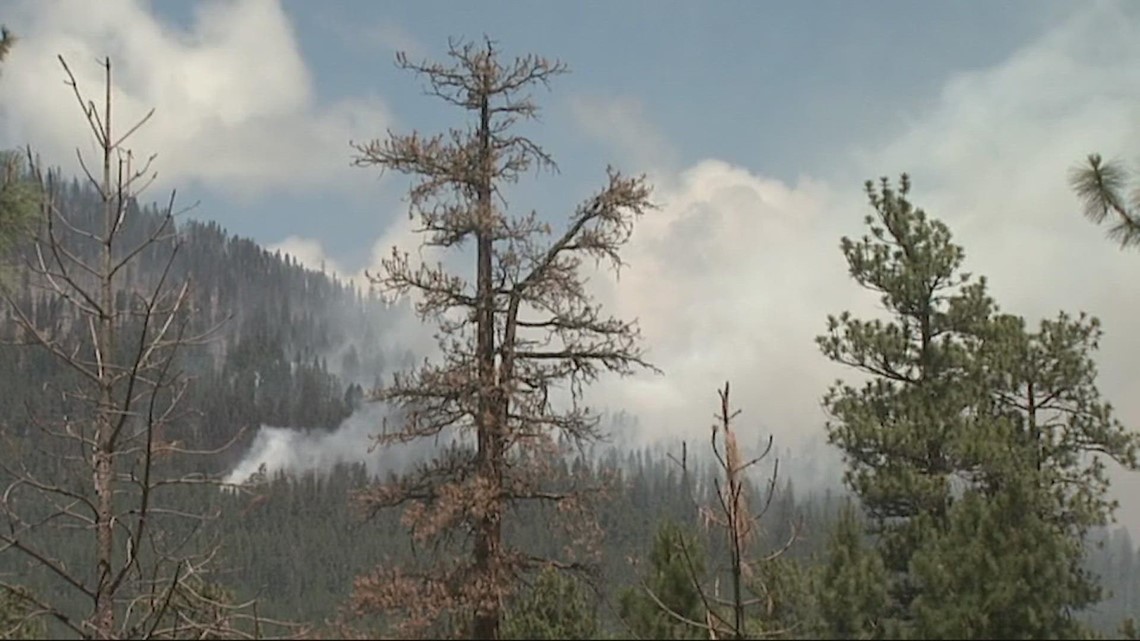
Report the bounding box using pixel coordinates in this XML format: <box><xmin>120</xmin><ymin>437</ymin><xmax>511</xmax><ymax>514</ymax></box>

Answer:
<box><xmin>9</xmin><ymin>0</ymin><xmax>1138</xmax><ymax>532</ymax></box>
<box><xmin>576</xmin><ymin>2</ymin><xmax>1140</xmax><ymax>528</ymax></box>
<box><xmin>257</xmin><ymin>3</ymin><xmax>1140</xmax><ymax>533</ymax></box>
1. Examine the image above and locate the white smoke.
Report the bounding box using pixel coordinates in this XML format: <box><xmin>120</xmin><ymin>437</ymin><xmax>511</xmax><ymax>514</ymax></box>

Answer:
<box><xmin>222</xmin><ymin>403</ymin><xmax>432</xmax><ymax>486</ymax></box>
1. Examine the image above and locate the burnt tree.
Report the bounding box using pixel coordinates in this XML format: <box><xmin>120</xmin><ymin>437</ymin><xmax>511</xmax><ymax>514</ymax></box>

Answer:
<box><xmin>348</xmin><ymin>38</ymin><xmax>655</xmax><ymax>639</ymax></box>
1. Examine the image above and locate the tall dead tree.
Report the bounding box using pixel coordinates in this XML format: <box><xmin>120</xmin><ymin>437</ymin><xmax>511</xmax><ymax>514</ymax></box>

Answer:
<box><xmin>0</xmin><ymin>57</ymin><xmax>283</xmax><ymax>639</ymax></box>
<box><xmin>348</xmin><ymin>38</ymin><xmax>655</xmax><ymax>639</ymax></box>
<box><xmin>644</xmin><ymin>383</ymin><xmax>801</xmax><ymax>639</ymax></box>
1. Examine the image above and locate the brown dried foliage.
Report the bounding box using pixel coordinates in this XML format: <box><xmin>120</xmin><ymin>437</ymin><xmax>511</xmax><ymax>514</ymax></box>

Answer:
<box><xmin>346</xmin><ymin>38</ymin><xmax>656</xmax><ymax>639</ymax></box>
<box><xmin>651</xmin><ymin>383</ymin><xmax>802</xmax><ymax>640</ymax></box>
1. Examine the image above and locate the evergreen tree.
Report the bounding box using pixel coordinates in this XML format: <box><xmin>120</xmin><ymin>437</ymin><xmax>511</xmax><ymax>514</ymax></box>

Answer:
<box><xmin>908</xmin><ymin>478</ymin><xmax>1091</xmax><ymax>639</ymax></box>
<box><xmin>1069</xmin><ymin>153</ymin><xmax>1140</xmax><ymax>249</ymax></box>
<box><xmin>502</xmin><ymin>568</ymin><xmax>599</xmax><ymax>640</ymax></box>
<box><xmin>818</xmin><ymin>174</ymin><xmax>1138</xmax><ymax>638</ymax></box>
<box><xmin>817</xmin><ymin>174</ymin><xmax>997</xmax><ymax>629</ymax></box>
<box><xmin>817</xmin><ymin>504</ymin><xmax>889</xmax><ymax>640</ymax></box>
<box><xmin>0</xmin><ymin>151</ymin><xmax>37</xmax><ymax>264</ymax></box>
<box><xmin>619</xmin><ymin>520</ymin><xmax>708</xmax><ymax>640</ymax></box>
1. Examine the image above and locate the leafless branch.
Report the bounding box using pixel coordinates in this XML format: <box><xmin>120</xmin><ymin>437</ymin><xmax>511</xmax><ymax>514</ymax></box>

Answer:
<box><xmin>0</xmin><ymin>54</ymin><xmax>280</xmax><ymax>639</ymax></box>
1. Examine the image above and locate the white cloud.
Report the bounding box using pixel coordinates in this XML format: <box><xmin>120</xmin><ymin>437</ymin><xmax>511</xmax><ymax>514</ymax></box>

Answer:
<box><xmin>359</xmin><ymin>21</ymin><xmax>427</xmax><ymax>60</ymax></box>
<box><xmin>0</xmin><ymin>0</ymin><xmax>391</xmax><ymax>200</ymax></box>
<box><xmin>571</xmin><ymin>95</ymin><xmax>680</xmax><ymax>176</ymax></box>
<box><xmin>313</xmin><ymin>12</ymin><xmax>427</xmax><ymax>62</ymax></box>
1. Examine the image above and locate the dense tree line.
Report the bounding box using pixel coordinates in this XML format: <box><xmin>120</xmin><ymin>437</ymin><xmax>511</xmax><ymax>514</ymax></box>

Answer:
<box><xmin>4</xmin><ymin>35</ymin><xmax>1140</xmax><ymax>640</ymax></box>
<box><xmin>0</xmin><ymin>169</ymin><xmax>409</xmax><ymax>461</ymax></box>
<box><xmin>8</xmin><ymin>441</ymin><xmax>1137</xmax><ymax>638</ymax></box>
<box><xmin>4</xmin><ymin>171</ymin><xmax>1140</xmax><ymax>638</ymax></box>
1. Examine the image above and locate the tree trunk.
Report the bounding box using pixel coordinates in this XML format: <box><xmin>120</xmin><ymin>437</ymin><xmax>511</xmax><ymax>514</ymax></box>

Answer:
<box><xmin>472</xmin><ymin>69</ymin><xmax>503</xmax><ymax>641</ymax></box>
<box><xmin>93</xmin><ymin>59</ymin><xmax>116</xmax><ymax>640</ymax></box>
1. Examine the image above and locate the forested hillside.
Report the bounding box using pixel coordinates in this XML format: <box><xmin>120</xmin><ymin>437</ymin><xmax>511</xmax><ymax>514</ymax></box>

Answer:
<box><xmin>0</xmin><ymin>175</ymin><xmax>410</xmax><ymax>458</ymax></box>
<box><xmin>4</xmin><ymin>28</ymin><xmax>1140</xmax><ymax>641</ymax></box>
<box><xmin>2</xmin><ymin>166</ymin><xmax>1139</xmax><ymax>639</ymax></box>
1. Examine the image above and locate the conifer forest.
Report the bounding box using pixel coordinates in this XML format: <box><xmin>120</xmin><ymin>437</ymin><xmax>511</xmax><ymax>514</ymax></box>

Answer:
<box><xmin>4</xmin><ymin>10</ymin><xmax>1140</xmax><ymax>640</ymax></box>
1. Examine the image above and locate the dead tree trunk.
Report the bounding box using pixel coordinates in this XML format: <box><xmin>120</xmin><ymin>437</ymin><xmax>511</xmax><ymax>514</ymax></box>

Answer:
<box><xmin>348</xmin><ymin>38</ymin><xmax>656</xmax><ymax>640</ymax></box>
<box><xmin>0</xmin><ymin>55</ymin><xmax>294</xmax><ymax>641</ymax></box>
<box><xmin>91</xmin><ymin>56</ymin><xmax>117</xmax><ymax>639</ymax></box>
<box><xmin>643</xmin><ymin>383</ymin><xmax>801</xmax><ymax>640</ymax></box>
<box><xmin>473</xmin><ymin>62</ymin><xmax>504</xmax><ymax>640</ymax></box>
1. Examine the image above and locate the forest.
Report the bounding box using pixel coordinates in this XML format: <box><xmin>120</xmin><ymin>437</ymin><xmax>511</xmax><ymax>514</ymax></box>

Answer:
<box><xmin>3</xmin><ymin>26</ymin><xmax>1140</xmax><ymax>640</ymax></box>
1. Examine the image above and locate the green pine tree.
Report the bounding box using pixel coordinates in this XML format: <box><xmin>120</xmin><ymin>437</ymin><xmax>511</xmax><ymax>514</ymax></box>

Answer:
<box><xmin>1069</xmin><ymin>153</ymin><xmax>1140</xmax><ymax>249</ymax></box>
<box><xmin>817</xmin><ymin>174</ymin><xmax>997</xmax><ymax>629</ymax></box>
<box><xmin>502</xmin><ymin>567</ymin><xmax>599</xmax><ymax>640</ymax></box>
<box><xmin>817</xmin><ymin>504</ymin><xmax>889</xmax><ymax>640</ymax></box>
<box><xmin>908</xmin><ymin>482</ymin><xmax>1093</xmax><ymax>639</ymax></box>
<box><xmin>619</xmin><ymin>520</ymin><xmax>708</xmax><ymax>639</ymax></box>
<box><xmin>819</xmin><ymin>174</ymin><xmax>1138</xmax><ymax>638</ymax></box>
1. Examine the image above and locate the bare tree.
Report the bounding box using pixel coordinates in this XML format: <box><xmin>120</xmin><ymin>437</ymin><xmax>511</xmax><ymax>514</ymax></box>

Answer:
<box><xmin>640</xmin><ymin>383</ymin><xmax>801</xmax><ymax>640</ymax></box>
<box><xmin>347</xmin><ymin>38</ymin><xmax>656</xmax><ymax>639</ymax></box>
<box><xmin>0</xmin><ymin>56</ymin><xmax>290</xmax><ymax>640</ymax></box>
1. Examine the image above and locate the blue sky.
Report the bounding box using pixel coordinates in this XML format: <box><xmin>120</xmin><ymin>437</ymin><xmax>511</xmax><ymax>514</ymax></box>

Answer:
<box><xmin>5</xmin><ymin>0</ymin><xmax>1140</xmax><ymax>529</ymax></box>
<box><xmin>29</xmin><ymin>0</ymin><xmax>1067</xmax><ymax>266</ymax></box>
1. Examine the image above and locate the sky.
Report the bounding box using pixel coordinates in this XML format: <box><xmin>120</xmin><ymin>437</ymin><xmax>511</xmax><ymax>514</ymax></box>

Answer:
<box><xmin>4</xmin><ymin>0</ymin><xmax>1140</xmax><ymax>531</ymax></box>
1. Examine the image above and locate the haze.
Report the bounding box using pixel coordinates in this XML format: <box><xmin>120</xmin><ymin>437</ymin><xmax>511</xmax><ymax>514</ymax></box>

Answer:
<box><xmin>3</xmin><ymin>0</ymin><xmax>1139</xmax><ymax>532</ymax></box>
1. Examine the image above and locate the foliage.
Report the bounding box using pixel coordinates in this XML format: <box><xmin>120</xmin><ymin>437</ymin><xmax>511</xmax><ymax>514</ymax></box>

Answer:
<box><xmin>0</xmin><ymin>585</ymin><xmax>45</xmax><ymax>640</ymax></box>
<box><xmin>816</xmin><ymin>504</ymin><xmax>888</xmax><ymax>640</ymax></box>
<box><xmin>347</xmin><ymin>38</ymin><xmax>654</xmax><ymax>639</ymax></box>
<box><xmin>818</xmin><ymin>174</ymin><xmax>1138</xmax><ymax>638</ymax></box>
<box><xmin>817</xmin><ymin>174</ymin><xmax>998</xmax><ymax>629</ymax></box>
<box><xmin>502</xmin><ymin>567</ymin><xmax>598</xmax><ymax>640</ymax></box>
<box><xmin>908</xmin><ymin>480</ymin><xmax>1093</xmax><ymax>639</ymax></box>
<box><xmin>619</xmin><ymin>520</ymin><xmax>708</xmax><ymax>640</ymax></box>
<box><xmin>0</xmin><ymin>151</ymin><xmax>39</xmax><ymax>264</ymax></box>
<box><xmin>743</xmin><ymin>555</ymin><xmax>821</xmax><ymax>639</ymax></box>
<box><xmin>1069</xmin><ymin>153</ymin><xmax>1140</xmax><ymax>249</ymax></box>
<box><xmin>628</xmin><ymin>384</ymin><xmax>816</xmax><ymax>639</ymax></box>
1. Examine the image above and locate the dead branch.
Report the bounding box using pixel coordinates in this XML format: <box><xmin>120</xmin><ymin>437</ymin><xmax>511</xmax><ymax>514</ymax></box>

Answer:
<box><xmin>0</xmin><ymin>55</ymin><xmax>283</xmax><ymax>640</ymax></box>
<box><xmin>346</xmin><ymin>38</ymin><xmax>654</xmax><ymax>639</ymax></box>
<box><xmin>642</xmin><ymin>382</ymin><xmax>802</xmax><ymax>640</ymax></box>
